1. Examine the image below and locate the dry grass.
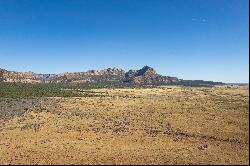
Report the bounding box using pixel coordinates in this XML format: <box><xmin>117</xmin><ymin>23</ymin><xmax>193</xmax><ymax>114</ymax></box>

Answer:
<box><xmin>0</xmin><ymin>86</ymin><xmax>248</xmax><ymax>164</ymax></box>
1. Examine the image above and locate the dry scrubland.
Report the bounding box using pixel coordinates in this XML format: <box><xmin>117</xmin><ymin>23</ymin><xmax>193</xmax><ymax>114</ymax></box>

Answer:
<box><xmin>0</xmin><ymin>86</ymin><xmax>249</xmax><ymax>165</ymax></box>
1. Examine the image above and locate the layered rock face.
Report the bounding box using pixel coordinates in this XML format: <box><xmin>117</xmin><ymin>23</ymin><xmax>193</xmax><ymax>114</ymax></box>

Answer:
<box><xmin>0</xmin><ymin>69</ymin><xmax>60</xmax><ymax>83</ymax></box>
<box><xmin>62</xmin><ymin>68</ymin><xmax>125</xmax><ymax>83</ymax></box>
<box><xmin>0</xmin><ymin>66</ymin><xmax>223</xmax><ymax>86</ymax></box>
<box><xmin>0</xmin><ymin>67</ymin><xmax>126</xmax><ymax>84</ymax></box>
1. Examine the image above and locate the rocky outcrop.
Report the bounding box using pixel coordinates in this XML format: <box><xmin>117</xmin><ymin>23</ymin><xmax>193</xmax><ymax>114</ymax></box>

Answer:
<box><xmin>62</xmin><ymin>68</ymin><xmax>125</xmax><ymax>83</ymax></box>
<box><xmin>124</xmin><ymin>66</ymin><xmax>178</xmax><ymax>85</ymax></box>
<box><xmin>0</xmin><ymin>66</ymin><xmax>223</xmax><ymax>86</ymax></box>
<box><xmin>0</xmin><ymin>67</ymin><xmax>126</xmax><ymax>84</ymax></box>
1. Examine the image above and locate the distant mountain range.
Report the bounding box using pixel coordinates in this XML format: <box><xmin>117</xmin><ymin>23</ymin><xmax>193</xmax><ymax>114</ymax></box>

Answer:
<box><xmin>0</xmin><ymin>66</ymin><xmax>223</xmax><ymax>86</ymax></box>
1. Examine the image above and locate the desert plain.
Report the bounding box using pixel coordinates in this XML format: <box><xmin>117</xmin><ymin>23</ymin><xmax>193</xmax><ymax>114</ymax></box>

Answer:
<box><xmin>0</xmin><ymin>85</ymin><xmax>249</xmax><ymax>165</ymax></box>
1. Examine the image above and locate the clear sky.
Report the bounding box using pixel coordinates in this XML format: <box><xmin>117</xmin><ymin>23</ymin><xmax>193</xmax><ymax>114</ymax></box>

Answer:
<box><xmin>0</xmin><ymin>0</ymin><xmax>248</xmax><ymax>83</ymax></box>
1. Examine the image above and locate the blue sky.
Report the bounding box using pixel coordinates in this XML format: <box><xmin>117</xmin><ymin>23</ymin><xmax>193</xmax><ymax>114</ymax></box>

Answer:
<box><xmin>0</xmin><ymin>0</ymin><xmax>248</xmax><ymax>83</ymax></box>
